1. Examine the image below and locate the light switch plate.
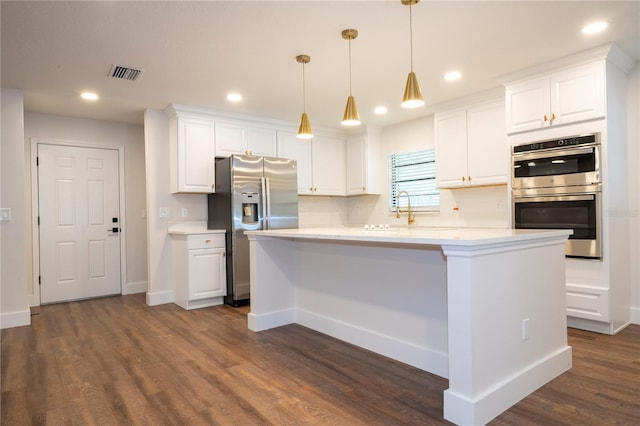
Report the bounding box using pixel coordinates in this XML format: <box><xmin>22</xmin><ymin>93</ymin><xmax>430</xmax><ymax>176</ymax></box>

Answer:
<box><xmin>0</xmin><ymin>208</ymin><xmax>11</xmax><ymax>221</ymax></box>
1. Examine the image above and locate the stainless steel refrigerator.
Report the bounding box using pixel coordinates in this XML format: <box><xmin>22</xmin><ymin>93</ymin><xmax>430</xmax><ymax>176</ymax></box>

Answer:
<box><xmin>207</xmin><ymin>155</ymin><xmax>299</xmax><ymax>306</ymax></box>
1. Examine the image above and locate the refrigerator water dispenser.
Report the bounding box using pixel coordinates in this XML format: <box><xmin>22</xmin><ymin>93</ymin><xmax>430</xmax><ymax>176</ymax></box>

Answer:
<box><xmin>241</xmin><ymin>192</ymin><xmax>259</xmax><ymax>224</ymax></box>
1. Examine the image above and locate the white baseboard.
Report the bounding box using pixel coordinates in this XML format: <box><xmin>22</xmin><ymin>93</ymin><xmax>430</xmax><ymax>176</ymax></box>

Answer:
<box><xmin>631</xmin><ymin>306</ymin><xmax>640</xmax><ymax>325</ymax></box>
<box><xmin>248</xmin><ymin>308</ymin><xmax>295</xmax><ymax>331</ymax></box>
<box><xmin>296</xmin><ymin>308</ymin><xmax>449</xmax><ymax>379</ymax></box>
<box><xmin>1</xmin><ymin>309</ymin><xmax>31</xmax><ymax>329</ymax></box>
<box><xmin>123</xmin><ymin>281</ymin><xmax>147</xmax><ymax>295</ymax></box>
<box><xmin>444</xmin><ymin>346</ymin><xmax>572</xmax><ymax>426</ymax></box>
<box><xmin>146</xmin><ymin>290</ymin><xmax>173</xmax><ymax>306</ymax></box>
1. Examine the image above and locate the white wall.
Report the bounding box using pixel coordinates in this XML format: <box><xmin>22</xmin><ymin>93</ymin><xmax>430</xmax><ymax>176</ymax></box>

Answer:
<box><xmin>1</xmin><ymin>88</ymin><xmax>30</xmax><ymax>328</ymax></box>
<box><xmin>347</xmin><ymin>116</ymin><xmax>510</xmax><ymax>228</ymax></box>
<box><xmin>23</xmin><ymin>112</ymin><xmax>148</xmax><ymax>301</ymax></box>
<box><xmin>627</xmin><ymin>65</ymin><xmax>640</xmax><ymax>324</ymax></box>
<box><xmin>144</xmin><ymin>109</ymin><xmax>209</xmax><ymax>305</ymax></box>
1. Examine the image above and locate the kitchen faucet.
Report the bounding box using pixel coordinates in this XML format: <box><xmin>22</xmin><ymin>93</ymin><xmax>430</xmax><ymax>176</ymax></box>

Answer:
<box><xmin>395</xmin><ymin>190</ymin><xmax>415</xmax><ymax>225</ymax></box>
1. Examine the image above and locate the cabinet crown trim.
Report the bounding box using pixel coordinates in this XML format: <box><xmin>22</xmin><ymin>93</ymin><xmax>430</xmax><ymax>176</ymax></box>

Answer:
<box><xmin>499</xmin><ymin>43</ymin><xmax>635</xmax><ymax>85</ymax></box>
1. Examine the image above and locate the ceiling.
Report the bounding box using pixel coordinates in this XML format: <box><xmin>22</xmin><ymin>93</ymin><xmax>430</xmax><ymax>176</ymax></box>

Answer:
<box><xmin>1</xmin><ymin>1</ymin><xmax>639</xmax><ymax>130</ymax></box>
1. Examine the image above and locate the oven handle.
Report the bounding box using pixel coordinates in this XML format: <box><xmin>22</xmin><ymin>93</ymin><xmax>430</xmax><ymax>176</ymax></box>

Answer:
<box><xmin>512</xmin><ymin>146</ymin><xmax>595</xmax><ymax>161</ymax></box>
<box><xmin>513</xmin><ymin>193</ymin><xmax>596</xmax><ymax>203</ymax></box>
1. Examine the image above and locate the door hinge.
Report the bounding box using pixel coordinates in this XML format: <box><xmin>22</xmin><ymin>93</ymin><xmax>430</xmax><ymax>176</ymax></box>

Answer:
<box><xmin>36</xmin><ymin>156</ymin><xmax>39</xmax><ymax>166</ymax></box>
<box><xmin>38</xmin><ymin>275</ymin><xmax>41</xmax><ymax>285</ymax></box>
<box><xmin>37</xmin><ymin>216</ymin><xmax>40</xmax><ymax>226</ymax></box>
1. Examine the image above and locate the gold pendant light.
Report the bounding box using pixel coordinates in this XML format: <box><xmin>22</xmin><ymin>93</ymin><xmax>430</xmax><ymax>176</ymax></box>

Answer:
<box><xmin>341</xmin><ymin>29</ymin><xmax>361</xmax><ymax>126</ymax></box>
<box><xmin>401</xmin><ymin>0</ymin><xmax>425</xmax><ymax>108</ymax></box>
<box><xmin>296</xmin><ymin>54</ymin><xmax>313</xmax><ymax>139</ymax></box>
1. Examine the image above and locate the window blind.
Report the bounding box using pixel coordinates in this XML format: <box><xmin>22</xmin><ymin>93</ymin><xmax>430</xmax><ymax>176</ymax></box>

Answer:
<box><xmin>389</xmin><ymin>149</ymin><xmax>440</xmax><ymax>210</ymax></box>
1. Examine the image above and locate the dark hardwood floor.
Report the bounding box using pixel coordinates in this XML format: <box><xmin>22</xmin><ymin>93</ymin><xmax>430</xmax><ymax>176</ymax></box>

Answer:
<box><xmin>1</xmin><ymin>294</ymin><xmax>638</xmax><ymax>425</ymax></box>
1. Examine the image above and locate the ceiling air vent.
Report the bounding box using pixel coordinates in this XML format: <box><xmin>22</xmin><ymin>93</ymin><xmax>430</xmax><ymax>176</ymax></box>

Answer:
<box><xmin>109</xmin><ymin>64</ymin><xmax>142</xmax><ymax>81</ymax></box>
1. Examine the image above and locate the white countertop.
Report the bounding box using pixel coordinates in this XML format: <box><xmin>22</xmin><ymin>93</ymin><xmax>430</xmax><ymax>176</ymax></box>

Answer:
<box><xmin>245</xmin><ymin>226</ymin><xmax>572</xmax><ymax>247</ymax></box>
<box><xmin>167</xmin><ymin>221</ymin><xmax>225</xmax><ymax>235</ymax></box>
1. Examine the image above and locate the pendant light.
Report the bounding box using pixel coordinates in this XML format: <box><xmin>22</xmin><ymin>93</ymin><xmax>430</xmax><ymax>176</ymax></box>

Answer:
<box><xmin>296</xmin><ymin>54</ymin><xmax>313</xmax><ymax>139</ymax></box>
<box><xmin>401</xmin><ymin>0</ymin><xmax>425</xmax><ymax>108</ymax></box>
<box><xmin>341</xmin><ymin>28</ymin><xmax>361</xmax><ymax>126</ymax></box>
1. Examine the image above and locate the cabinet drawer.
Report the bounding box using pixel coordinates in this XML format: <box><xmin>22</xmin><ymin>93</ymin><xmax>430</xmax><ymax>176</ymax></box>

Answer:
<box><xmin>187</xmin><ymin>234</ymin><xmax>225</xmax><ymax>250</ymax></box>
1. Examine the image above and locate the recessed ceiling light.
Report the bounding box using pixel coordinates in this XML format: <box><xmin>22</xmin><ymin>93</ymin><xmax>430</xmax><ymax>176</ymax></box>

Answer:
<box><xmin>80</xmin><ymin>92</ymin><xmax>99</xmax><ymax>101</ymax></box>
<box><xmin>226</xmin><ymin>93</ymin><xmax>242</xmax><ymax>102</ymax></box>
<box><xmin>582</xmin><ymin>21</ymin><xmax>608</xmax><ymax>34</ymax></box>
<box><xmin>444</xmin><ymin>71</ymin><xmax>462</xmax><ymax>81</ymax></box>
<box><xmin>374</xmin><ymin>106</ymin><xmax>388</xmax><ymax>115</ymax></box>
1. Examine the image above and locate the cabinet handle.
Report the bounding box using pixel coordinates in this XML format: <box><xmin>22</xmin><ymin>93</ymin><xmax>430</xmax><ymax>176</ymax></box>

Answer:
<box><xmin>468</xmin><ymin>176</ymin><xmax>472</xmax><ymax>182</ymax></box>
<box><xmin>462</xmin><ymin>176</ymin><xmax>466</xmax><ymax>182</ymax></box>
<box><xmin>212</xmin><ymin>184</ymin><xmax>215</xmax><ymax>190</ymax></box>
<box><xmin>362</xmin><ymin>186</ymin><xmax>366</xmax><ymax>191</ymax></box>
<box><xmin>205</xmin><ymin>239</ymin><xmax>211</xmax><ymax>243</ymax></box>
<box><xmin>551</xmin><ymin>113</ymin><xmax>556</xmax><ymax>121</ymax></box>
<box><xmin>223</xmin><ymin>252</ymin><xmax>226</xmax><ymax>257</ymax></box>
<box><xmin>543</xmin><ymin>114</ymin><xmax>548</xmax><ymax>122</ymax></box>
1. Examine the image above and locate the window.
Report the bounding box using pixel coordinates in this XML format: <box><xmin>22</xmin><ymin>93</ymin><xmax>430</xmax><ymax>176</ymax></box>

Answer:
<box><xmin>389</xmin><ymin>149</ymin><xmax>440</xmax><ymax>211</ymax></box>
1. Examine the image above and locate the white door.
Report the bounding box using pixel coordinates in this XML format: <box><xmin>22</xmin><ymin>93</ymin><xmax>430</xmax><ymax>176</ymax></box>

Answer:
<box><xmin>38</xmin><ymin>144</ymin><xmax>121</xmax><ymax>304</ymax></box>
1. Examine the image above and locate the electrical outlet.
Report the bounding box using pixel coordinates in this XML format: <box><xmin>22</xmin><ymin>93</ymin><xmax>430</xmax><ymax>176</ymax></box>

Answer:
<box><xmin>522</xmin><ymin>318</ymin><xmax>530</xmax><ymax>340</ymax></box>
<box><xmin>159</xmin><ymin>207</ymin><xmax>170</xmax><ymax>218</ymax></box>
<box><xmin>181</xmin><ymin>208</ymin><xmax>188</xmax><ymax>218</ymax></box>
<box><xmin>0</xmin><ymin>208</ymin><xmax>11</xmax><ymax>221</ymax></box>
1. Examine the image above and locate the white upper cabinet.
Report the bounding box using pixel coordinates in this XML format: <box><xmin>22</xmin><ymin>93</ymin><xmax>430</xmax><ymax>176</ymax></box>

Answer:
<box><xmin>312</xmin><ymin>135</ymin><xmax>346</xmax><ymax>196</ymax></box>
<box><xmin>277</xmin><ymin>131</ymin><xmax>313</xmax><ymax>195</ymax></box>
<box><xmin>277</xmin><ymin>131</ymin><xmax>346</xmax><ymax>196</ymax></box>
<box><xmin>168</xmin><ymin>115</ymin><xmax>216</xmax><ymax>194</ymax></box>
<box><xmin>435</xmin><ymin>99</ymin><xmax>507</xmax><ymax>188</ymax></box>
<box><xmin>505</xmin><ymin>61</ymin><xmax>605</xmax><ymax>134</ymax></box>
<box><xmin>215</xmin><ymin>120</ymin><xmax>277</xmax><ymax>157</ymax></box>
<box><xmin>346</xmin><ymin>127</ymin><xmax>381</xmax><ymax>195</ymax></box>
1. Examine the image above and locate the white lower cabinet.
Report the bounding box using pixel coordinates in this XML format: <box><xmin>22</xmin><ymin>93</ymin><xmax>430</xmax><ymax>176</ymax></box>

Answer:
<box><xmin>172</xmin><ymin>233</ymin><xmax>226</xmax><ymax>310</ymax></box>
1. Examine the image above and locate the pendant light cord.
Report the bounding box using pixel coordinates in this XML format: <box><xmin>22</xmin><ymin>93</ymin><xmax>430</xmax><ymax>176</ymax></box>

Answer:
<box><xmin>409</xmin><ymin>2</ymin><xmax>414</xmax><ymax>72</ymax></box>
<box><xmin>302</xmin><ymin>62</ymin><xmax>307</xmax><ymax>113</ymax></box>
<box><xmin>348</xmin><ymin>38</ymin><xmax>353</xmax><ymax>96</ymax></box>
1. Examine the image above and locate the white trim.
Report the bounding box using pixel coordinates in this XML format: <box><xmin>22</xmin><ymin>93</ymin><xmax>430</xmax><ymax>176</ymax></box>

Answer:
<box><xmin>30</xmin><ymin>138</ymin><xmax>128</xmax><ymax>306</ymax></box>
<box><xmin>146</xmin><ymin>290</ymin><xmax>174</xmax><ymax>306</ymax></box>
<box><xmin>248</xmin><ymin>308</ymin><xmax>295</xmax><ymax>332</ymax></box>
<box><xmin>296</xmin><ymin>308</ymin><xmax>449</xmax><ymax>379</ymax></box>
<box><xmin>122</xmin><ymin>281</ymin><xmax>147</xmax><ymax>295</ymax></box>
<box><xmin>0</xmin><ymin>309</ymin><xmax>31</xmax><ymax>329</ymax></box>
<box><xmin>630</xmin><ymin>307</ymin><xmax>640</xmax><ymax>325</ymax></box>
<box><xmin>443</xmin><ymin>346</ymin><xmax>572</xmax><ymax>426</ymax></box>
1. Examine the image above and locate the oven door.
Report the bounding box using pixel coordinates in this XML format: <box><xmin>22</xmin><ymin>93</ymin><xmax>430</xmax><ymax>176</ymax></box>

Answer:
<box><xmin>513</xmin><ymin>192</ymin><xmax>601</xmax><ymax>259</ymax></box>
<box><xmin>512</xmin><ymin>144</ymin><xmax>600</xmax><ymax>189</ymax></box>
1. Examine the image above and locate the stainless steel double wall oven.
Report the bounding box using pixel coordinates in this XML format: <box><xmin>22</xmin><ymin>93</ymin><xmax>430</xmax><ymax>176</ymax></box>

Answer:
<box><xmin>512</xmin><ymin>133</ymin><xmax>601</xmax><ymax>259</ymax></box>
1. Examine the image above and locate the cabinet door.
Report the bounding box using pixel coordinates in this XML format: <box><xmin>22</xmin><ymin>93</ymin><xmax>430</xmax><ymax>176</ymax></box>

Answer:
<box><xmin>312</xmin><ymin>136</ymin><xmax>346</xmax><ymax>196</ymax></box>
<box><xmin>247</xmin><ymin>127</ymin><xmax>277</xmax><ymax>157</ymax></box>
<box><xmin>277</xmin><ymin>131</ymin><xmax>313</xmax><ymax>195</ymax></box>
<box><xmin>467</xmin><ymin>100</ymin><xmax>508</xmax><ymax>186</ymax></box>
<box><xmin>173</xmin><ymin>117</ymin><xmax>215</xmax><ymax>193</ymax></box>
<box><xmin>435</xmin><ymin>109</ymin><xmax>468</xmax><ymax>188</ymax></box>
<box><xmin>505</xmin><ymin>77</ymin><xmax>550</xmax><ymax>134</ymax></box>
<box><xmin>346</xmin><ymin>134</ymin><xmax>366</xmax><ymax>195</ymax></box>
<box><xmin>550</xmin><ymin>62</ymin><xmax>605</xmax><ymax>126</ymax></box>
<box><xmin>215</xmin><ymin>121</ymin><xmax>246</xmax><ymax>157</ymax></box>
<box><xmin>188</xmin><ymin>247</ymin><xmax>226</xmax><ymax>299</ymax></box>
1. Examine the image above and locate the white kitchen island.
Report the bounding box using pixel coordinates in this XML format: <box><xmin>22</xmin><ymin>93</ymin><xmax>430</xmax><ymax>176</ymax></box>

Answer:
<box><xmin>245</xmin><ymin>227</ymin><xmax>572</xmax><ymax>425</ymax></box>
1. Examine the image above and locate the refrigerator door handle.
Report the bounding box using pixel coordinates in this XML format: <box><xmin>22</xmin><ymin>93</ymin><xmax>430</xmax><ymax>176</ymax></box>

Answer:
<box><xmin>261</xmin><ymin>176</ymin><xmax>270</xmax><ymax>230</ymax></box>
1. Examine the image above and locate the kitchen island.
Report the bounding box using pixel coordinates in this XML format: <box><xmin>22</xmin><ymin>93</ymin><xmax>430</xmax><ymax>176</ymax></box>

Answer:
<box><xmin>245</xmin><ymin>227</ymin><xmax>572</xmax><ymax>425</ymax></box>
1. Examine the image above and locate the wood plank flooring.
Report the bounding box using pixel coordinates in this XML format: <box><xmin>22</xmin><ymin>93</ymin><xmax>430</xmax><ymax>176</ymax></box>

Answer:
<box><xmin>2</xmin><ymin>294</ymin><xmax>638</xmax><ymax>425</ymax></box>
